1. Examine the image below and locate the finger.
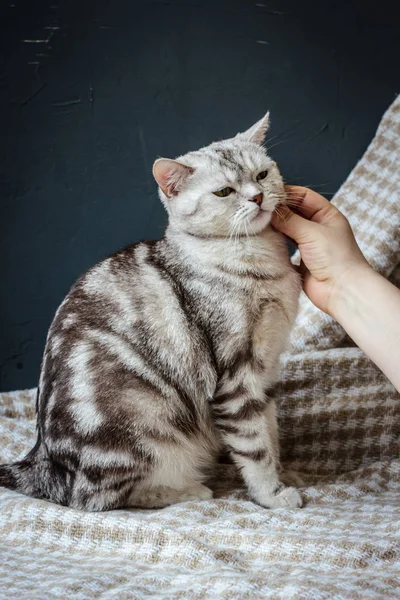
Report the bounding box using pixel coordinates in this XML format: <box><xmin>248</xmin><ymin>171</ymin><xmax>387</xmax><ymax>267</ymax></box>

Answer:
<box><xmin>271</xmin><ymin>205</ymin><xmax>317</xmax><ymax>244</ymax></box>
<box><xmin>279</xmin><ymin>231</ymin><xmax>297</xmax><ymax>247</ymax></box>
<box><xmin>284</xmin><ymin>185</ymin><xmax>340</xmax><ymax>224</ymax></box>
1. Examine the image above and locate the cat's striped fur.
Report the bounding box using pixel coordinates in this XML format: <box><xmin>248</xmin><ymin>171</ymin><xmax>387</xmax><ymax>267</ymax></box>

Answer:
<box><xmin>0</xmin><ymin>113</ymin><xmax>302</xmax><ymax>510</ymax></box>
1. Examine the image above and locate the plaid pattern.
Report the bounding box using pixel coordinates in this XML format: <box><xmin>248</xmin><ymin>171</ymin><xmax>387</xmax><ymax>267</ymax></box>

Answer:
<box><xmin>1</xmin><ymin>96</ymin><xmax>400</xmax><ymax>598</ymax></box>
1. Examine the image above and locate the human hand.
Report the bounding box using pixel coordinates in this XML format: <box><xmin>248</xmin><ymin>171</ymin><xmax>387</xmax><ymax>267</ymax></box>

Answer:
<box><xmin>271</xmin><ymin>185</ymin><xmax>371</xmax><ymax>317</ymax></box>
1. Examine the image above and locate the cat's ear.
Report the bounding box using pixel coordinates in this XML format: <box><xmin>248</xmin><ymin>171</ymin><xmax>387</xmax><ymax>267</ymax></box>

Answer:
<box><xmin>236</xmin><ymin>111</ymin><xmax>270</xmax><ymax>145</ymax></box>
<box><xmin>153</xmin><ymin>159</ymin><xmax>194</xmax><ymax>198</ymax></box>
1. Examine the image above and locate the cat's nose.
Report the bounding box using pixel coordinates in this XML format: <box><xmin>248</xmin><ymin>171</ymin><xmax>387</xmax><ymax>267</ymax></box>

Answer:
<box><xmin>249</xmin><ymin>193</ymin><xmax>263</xmax><ymax>206</ymax></box>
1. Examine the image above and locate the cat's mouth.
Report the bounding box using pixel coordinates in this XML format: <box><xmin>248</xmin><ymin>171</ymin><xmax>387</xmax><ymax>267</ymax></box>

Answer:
<box><xmin>250</xmin><ymin>207</ymin><xmax>272</xmax><ymax>222</ymax></box>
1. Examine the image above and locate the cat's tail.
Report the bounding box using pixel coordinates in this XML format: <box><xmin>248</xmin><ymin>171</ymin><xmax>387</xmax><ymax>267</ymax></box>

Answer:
<box><xmin>0</xmin><ymin>459</ymin><xmax>35</xmax><ymax>492</ymax></box>
<box><xmin>0</xmin><ymin>441</ymin><xmax>69</xmax><ymax>504</ymax></box>
<box><xmin>0</xmin><ymin>441</ymin><xmax>44</xmax><ymax>498</ymax></box>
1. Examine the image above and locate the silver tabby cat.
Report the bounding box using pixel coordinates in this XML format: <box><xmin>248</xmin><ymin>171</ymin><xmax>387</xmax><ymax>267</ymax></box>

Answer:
<box><xmin>0</xmin><ymin>112</ymin><xmax>302</xmax><ymax>511</ymax></box>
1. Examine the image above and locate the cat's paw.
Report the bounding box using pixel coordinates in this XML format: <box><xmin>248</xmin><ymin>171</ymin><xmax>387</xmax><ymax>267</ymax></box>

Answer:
<box><xmin>258</xmin><ymin>486</ymin><xmax>303</xmax><ymax>509</ymax></box>
<box><xmin>280</xmin><ymin>470</ymin><xmax>305</xmax><ymax>488</ymax></box>
<box><xmin>178</xmin><ymin>484</ymin><xmax>213</xmax><ymax>503</ymax></box>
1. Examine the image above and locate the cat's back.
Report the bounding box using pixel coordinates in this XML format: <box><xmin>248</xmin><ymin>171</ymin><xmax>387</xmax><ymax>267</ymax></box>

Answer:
<box><xmin>37</xmin><ymin>238</ymin><xmax>217</xmax><ymax>437</ymax></box>
<box><xmin>52</xmin><ymin>239</ymin><xmax>167</xmax><ymax>333</ymax></box>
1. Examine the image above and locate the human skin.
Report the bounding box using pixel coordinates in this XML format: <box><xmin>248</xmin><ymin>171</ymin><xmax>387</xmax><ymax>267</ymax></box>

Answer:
<box><xmin>271</xmin><ymin>185</ymin><xmax>400</xmax><ymax>393</ymax></box>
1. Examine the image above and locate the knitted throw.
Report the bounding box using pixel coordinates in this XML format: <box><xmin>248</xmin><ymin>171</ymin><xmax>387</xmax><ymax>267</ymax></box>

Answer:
<box><xmin>1</xmin><ymin>97</ymin><xmax>399</xmax><ymax>599</ymax></box>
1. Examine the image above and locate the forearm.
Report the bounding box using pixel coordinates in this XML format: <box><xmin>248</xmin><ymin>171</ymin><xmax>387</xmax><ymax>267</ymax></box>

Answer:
<box><xmin>331</xmin><ymin>267</ymin><xmax>400</xmax><ymax>392</ymax></box>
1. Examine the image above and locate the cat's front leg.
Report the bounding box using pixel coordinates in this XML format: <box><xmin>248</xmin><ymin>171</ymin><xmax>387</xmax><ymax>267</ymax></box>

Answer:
<box><xmin>211</xmin><ymin>385</ymin><xmax>302</xmax><ymax>509</ymax></box>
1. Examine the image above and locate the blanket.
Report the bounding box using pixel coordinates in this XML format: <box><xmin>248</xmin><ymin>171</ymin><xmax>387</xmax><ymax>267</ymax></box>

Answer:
<box><xmin>1</xmin><ymin>96</ymin><xmax>400</xmax><ymax>599</ymax></box>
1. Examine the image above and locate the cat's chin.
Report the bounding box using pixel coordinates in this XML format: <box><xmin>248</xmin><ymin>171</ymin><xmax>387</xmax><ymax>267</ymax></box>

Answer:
<box><xmin>248</xmin><ymin>208</ymin><xmax>272</xmax><ymax>233</ymax></box>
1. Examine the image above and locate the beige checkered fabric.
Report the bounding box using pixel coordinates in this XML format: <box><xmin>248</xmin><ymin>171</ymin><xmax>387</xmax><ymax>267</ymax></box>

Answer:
<box><xmin>1</xmin><ymin>96</ymin><xmax>400</xmax><ymax>599</ymax></box>
<box><xmin>290</xmin><ymin>94</ymin><xmax>400</xmax><ymax>352</ymax></box>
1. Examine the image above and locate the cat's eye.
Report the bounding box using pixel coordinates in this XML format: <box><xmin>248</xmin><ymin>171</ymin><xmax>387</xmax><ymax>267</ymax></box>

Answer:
<box><xmin>213</xmin><ymin>187</ymin><xmax>235</xmax><ymax>198</ymax></box>
<box><xmin>256</xmin><ymin>170</ymin><xmax>268</xmax><ymax>181</ymax></box>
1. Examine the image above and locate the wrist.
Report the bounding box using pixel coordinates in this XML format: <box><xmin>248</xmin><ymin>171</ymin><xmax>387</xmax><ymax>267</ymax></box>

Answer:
<box><xmin>327</xmin><ymin>261</ymin><xmax>374</xmax><ymax>322</ymax></box>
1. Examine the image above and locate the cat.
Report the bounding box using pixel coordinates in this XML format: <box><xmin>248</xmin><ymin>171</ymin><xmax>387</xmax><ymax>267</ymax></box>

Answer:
<box><xmin>0</xmin><ymin>112</ymin><xmax>302</xmax><ymax>511</ymax></box>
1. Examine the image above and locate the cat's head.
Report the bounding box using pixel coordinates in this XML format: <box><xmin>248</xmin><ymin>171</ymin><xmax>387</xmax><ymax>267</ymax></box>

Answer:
<box><xmin>153</xmin><ymin>112</ymin><xmax>284</xmax><ymax>237</ymax></box>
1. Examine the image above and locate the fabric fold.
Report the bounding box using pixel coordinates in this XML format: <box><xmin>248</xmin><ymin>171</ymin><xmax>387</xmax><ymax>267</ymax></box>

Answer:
<box><xmin>1</xmin><ymin>96</ymin><xmax>400</xmax><ymax>599</ymax></box>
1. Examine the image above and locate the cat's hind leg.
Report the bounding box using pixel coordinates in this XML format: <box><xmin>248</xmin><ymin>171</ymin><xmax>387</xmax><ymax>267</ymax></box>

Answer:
<box><xmin>127</xmin><ymin>483</ymin><xmax>213</xmax><ymax>509</ymax></box>
<box><xmin>70</xmin><ymin>479</ymin><xmax>213</xmax><ymax>511</ymax></box>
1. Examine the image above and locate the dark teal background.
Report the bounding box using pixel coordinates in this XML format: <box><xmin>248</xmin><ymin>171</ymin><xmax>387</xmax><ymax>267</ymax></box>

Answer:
<box><xmin>1</xmin><ymin>0</ymin><xmax>399</xmax><ymax>391</ymax></box>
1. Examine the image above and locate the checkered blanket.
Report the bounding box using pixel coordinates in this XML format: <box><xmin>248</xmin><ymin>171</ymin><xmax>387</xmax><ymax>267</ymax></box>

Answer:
<box><xmin>1</xmin><ymin>96</ymin><xmax>399</xmax><ymax>599</ymax></box>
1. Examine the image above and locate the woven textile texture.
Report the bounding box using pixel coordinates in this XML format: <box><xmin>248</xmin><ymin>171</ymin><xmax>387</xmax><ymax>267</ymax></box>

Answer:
<box><xmin>1</xmin><ymin>96</ymin><xmax>400</xmax><ymax>599</ymax></box>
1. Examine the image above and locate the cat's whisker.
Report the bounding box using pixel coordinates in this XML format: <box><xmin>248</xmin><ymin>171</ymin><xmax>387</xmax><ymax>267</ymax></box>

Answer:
<box><xmin>228</xmin><ymin>216</ymin><xmax>242</xmax><ymax>258</ymax></box>
<box><xmin>273</xmin><ymin>206</ymin><xmax>288</xmax><ymax>222</ymax></box>
<box><xmin>284</xmin><ymin>184</ymin><xmax>336</xmax><ymax>196</ymax></box>
<box><xmin>264</xmin><ymin>132</ymin><xmax>281</xmax><ymax>146</ymax></box>
<box><xmin>286</xmin><ymin>180</ymin><xmax>333</xmax><ymax>189</ymax></box>
<box><xmin>265</xmin><ymin>138</ymin><xmax>290</xmax><ymax>152</ymax></box>
<box><xmin>228</xmin><ymin>225</ymin><xmax>238</xmax><ymax>251</ymax></box>
<box><xmin>285</xmin><ymin>191</ymin><xmax>335</xmax><ymax>198</ymax></box>
<box><xmin>243</xmin><ymin>218</ymin><xmax>250</xmax><ymax>240</ymax></box>
<box><xmin>284</xmin><ymin>199</ymin><xmax>304</xmax><ymax>208</ymax></box>
<box><xmin>247</xmin><ymin>217</ymin><xmax>257</xmax><ymax>237</ymax></box>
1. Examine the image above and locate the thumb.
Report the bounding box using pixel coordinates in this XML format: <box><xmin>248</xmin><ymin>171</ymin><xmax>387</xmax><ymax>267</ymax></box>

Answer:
<box><xmin>271</xmin><ymin>205</ymin><xmax>316</xmax><ymax>245</ymax></box>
